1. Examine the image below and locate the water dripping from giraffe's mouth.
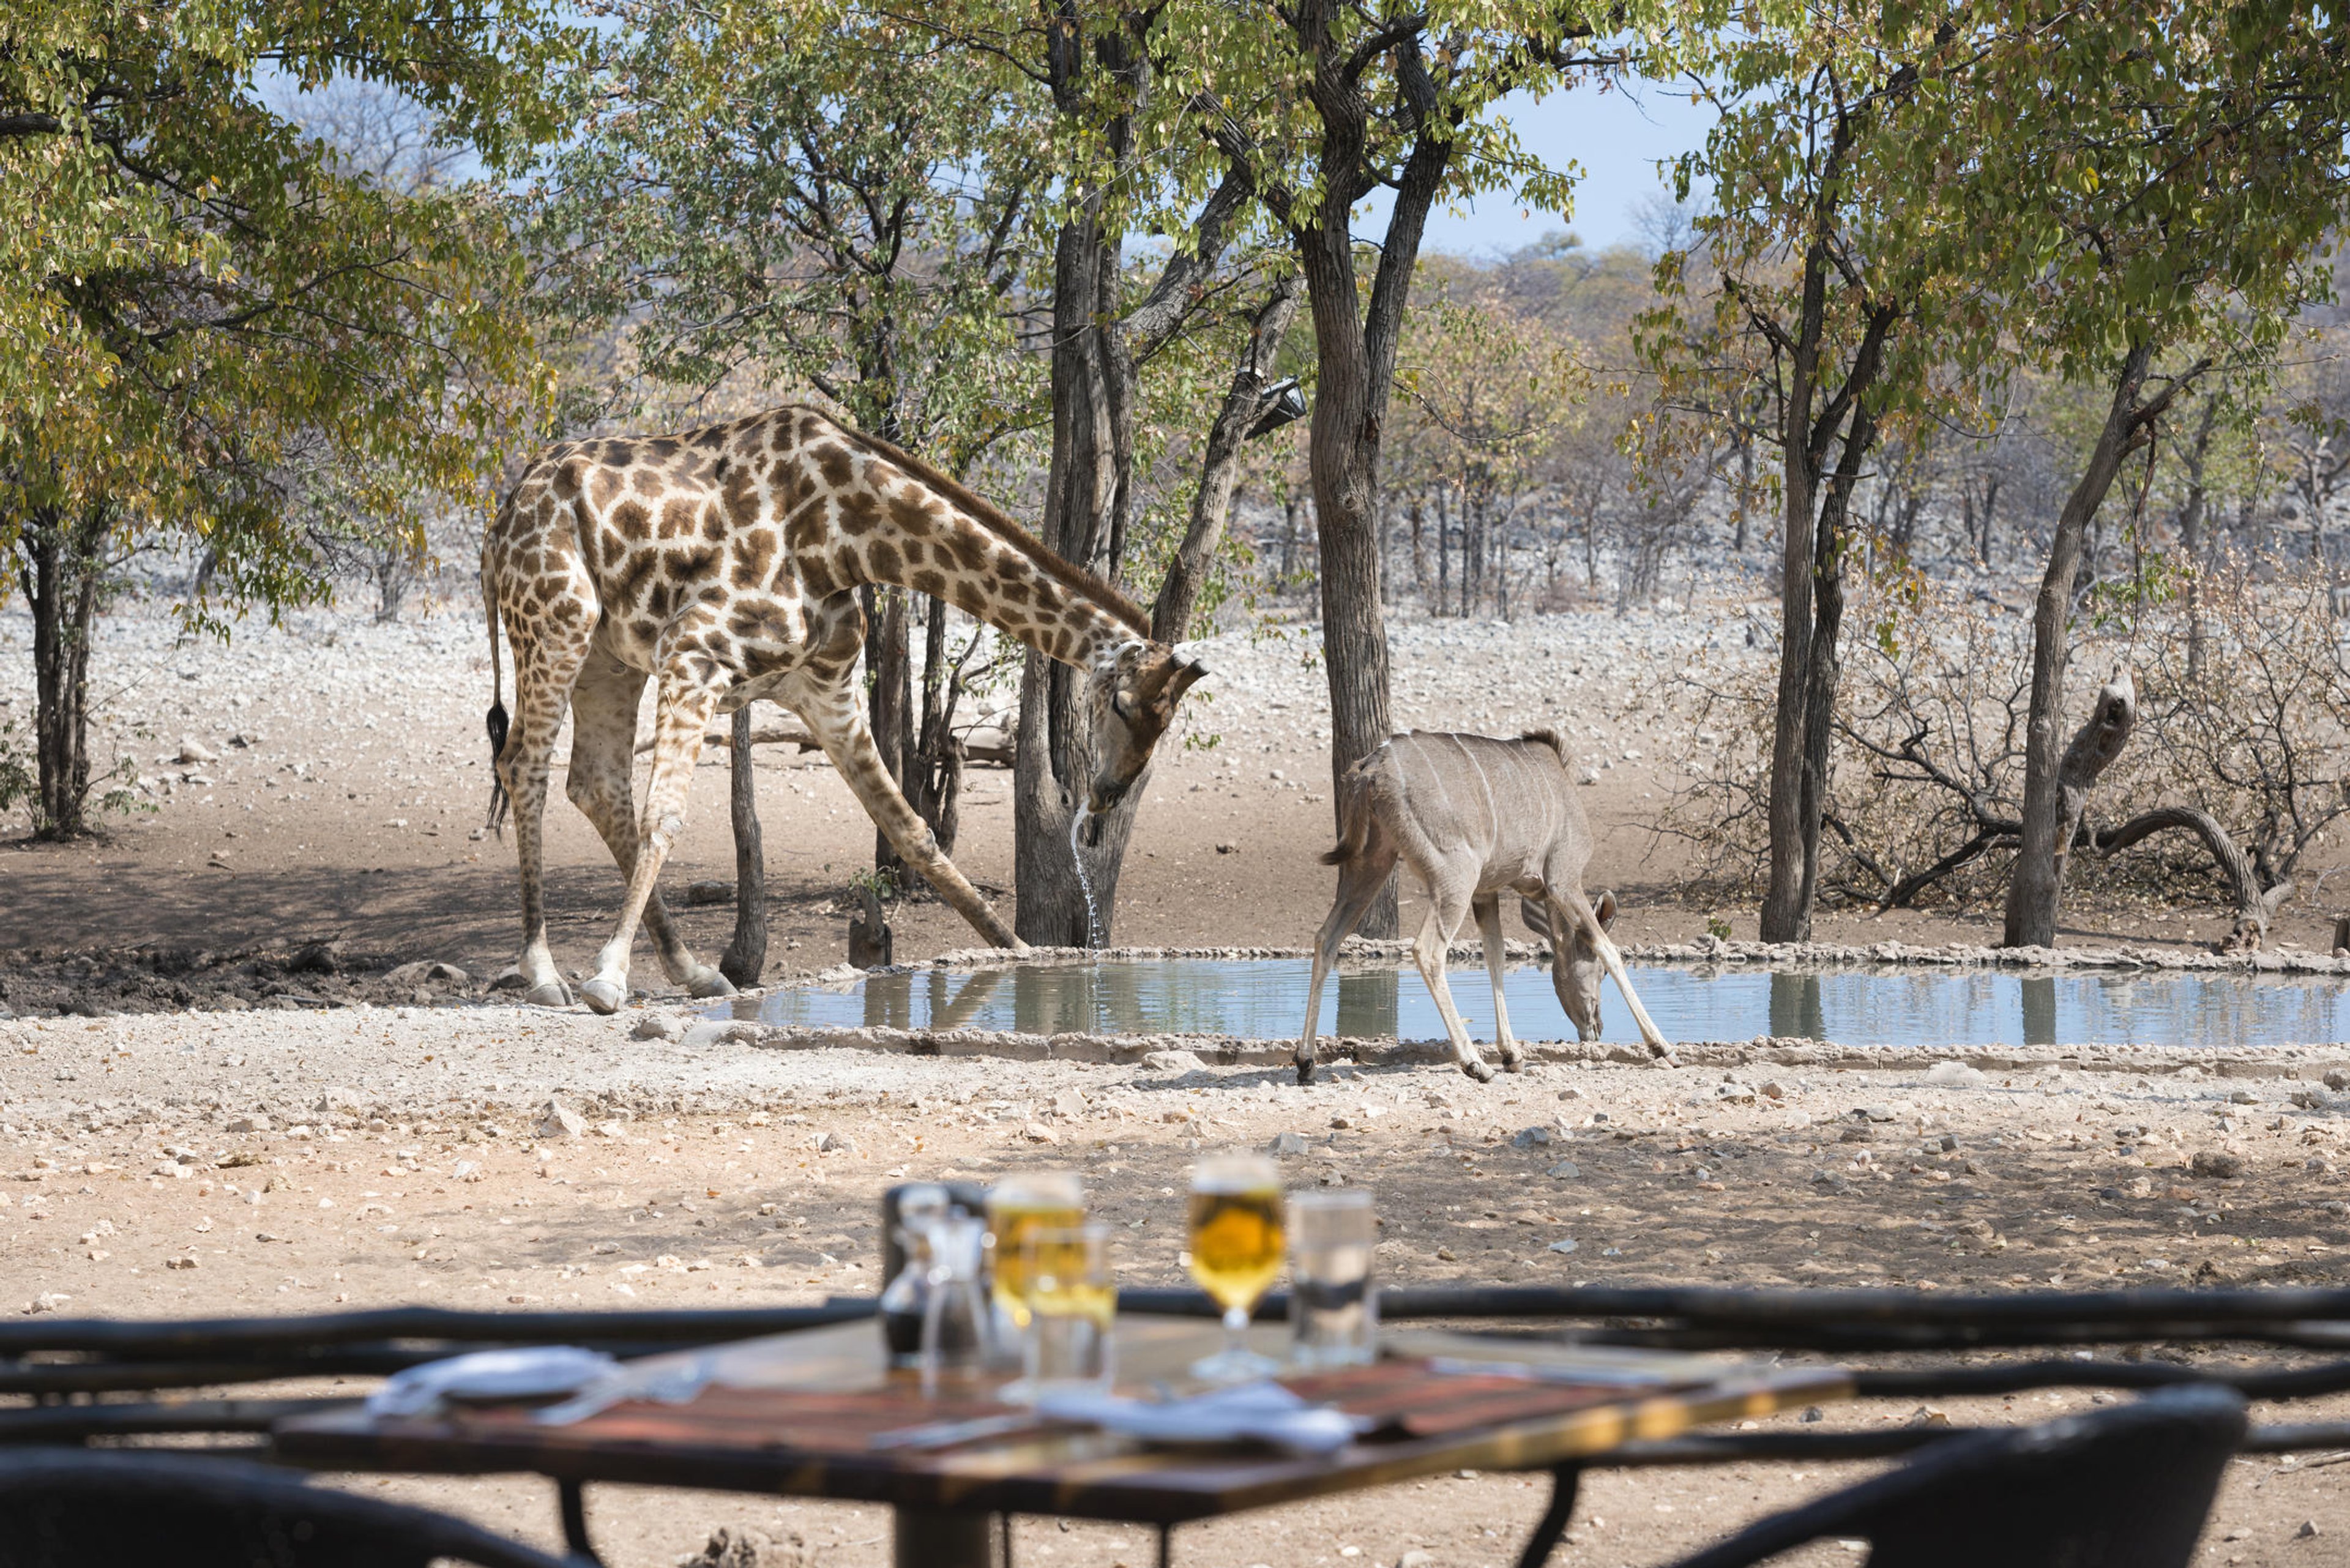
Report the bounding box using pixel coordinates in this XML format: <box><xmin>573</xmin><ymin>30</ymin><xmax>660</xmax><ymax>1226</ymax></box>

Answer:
<box><xmin>1069</xmin><ymin>805</ymin><xmax>1102</xmax><ymax>947</ymax></box>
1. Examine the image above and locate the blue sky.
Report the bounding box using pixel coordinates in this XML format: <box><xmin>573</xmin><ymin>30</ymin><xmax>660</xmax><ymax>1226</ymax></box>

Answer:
<box><xmin>1410</xmin><ymin>77</ymin><xmax>1717</xmax><ymax>258</ymax></box>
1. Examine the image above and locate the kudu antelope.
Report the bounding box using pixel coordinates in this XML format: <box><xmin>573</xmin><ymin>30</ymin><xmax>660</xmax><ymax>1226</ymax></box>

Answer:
<box><xmin>1296</xmin><ymin>730</ymin><xmax>1674</xmax><ymax>1085</ymax></box>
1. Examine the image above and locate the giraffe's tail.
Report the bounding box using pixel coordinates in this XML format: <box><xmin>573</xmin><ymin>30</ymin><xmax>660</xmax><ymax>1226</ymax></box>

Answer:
<box><xmin>483</xmin><ymin>556</ymin><xmax>511</xmax><ymax>838</ymax></box>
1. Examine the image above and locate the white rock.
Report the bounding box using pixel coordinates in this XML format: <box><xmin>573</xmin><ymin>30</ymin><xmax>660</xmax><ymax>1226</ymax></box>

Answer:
<box><xmin>1546</xmin><ymin>1160</ymin><xmax>1582</xmax><ymax>1180</ymax></box>
<box><xmin>226</xmin><ymin>1114</ymin><xmax>270</xmax><ymax>1133</ymax></box>
<box><xmin>177</xmin><ymin>739</ymin><xmax>218</xmax><ymax>764</ymax></box>
<box><xmin>1141</xmin><ymin>1050</ymin><xmax>1207</xmax><ymax>1072</ymax></box>
<box><xmin>1925</xmin><ymin>1062</ymin><xmax>1988</xmax><ymax>1087</ymax></box>
<box><xmin>632</xmin><ymin>1014</ymin><xmax>687</xmax><ymax>1042</ymax></box>
<box><xmin>818</xmin><ymin>1131</ymin><xmax>856</xmax><ymax>1154</ymax></box>
<box><xmin>1269</xmin><ymin>1131</ymin><xmax>1310</xmax><ymax>1157</ymax></box>
<box><xmin>538</xmin><ymin>1099</ymin><xmax>586</xmax><ymax>1138</ymax></box>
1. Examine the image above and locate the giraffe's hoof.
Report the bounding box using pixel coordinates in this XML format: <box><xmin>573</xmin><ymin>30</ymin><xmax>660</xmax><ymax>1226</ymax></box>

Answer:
<box><xmin>1462</xmin><ymin>1058</ymin><xmax>1498</xmax><ymax>1084</ymax></box>
<box><xmin>1499</xmin><ymin>1051</ymin><xmax>1525</xmax><ymax>1074</ymax></box>
<box><xmin>580</xmin><ymin>977</ymin><xmax>627</xmax><ymax>1015</ymax></box>
<box><xmin>524</xmin><ymin>982</ymin><xmax>573</xmax><ymax>1009</ymax></box>
<box><xmin>1295</xmin><ymin>1059</ymin><xmax>1318</xmax><ymax>1087</ymax></box>
<box><xmin>685</xmin><ymin>968</ymin><xmax>737</xmax><ymax>999</ymax></box>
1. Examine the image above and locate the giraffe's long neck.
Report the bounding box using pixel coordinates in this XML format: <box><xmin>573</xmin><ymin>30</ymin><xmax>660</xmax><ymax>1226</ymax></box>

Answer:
<box><xmin>804</xmin><ymin>424</ymin><xmax>1150</xmax><ymax>671</ymax></box>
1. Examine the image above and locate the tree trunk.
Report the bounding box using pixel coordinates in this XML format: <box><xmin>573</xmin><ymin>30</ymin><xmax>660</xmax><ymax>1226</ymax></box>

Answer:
<box><xmin>18</xmin><ymin>504</ymin><xmax>105</xmax><ymax>840</ymax></box>
<box><xmin>864</xmin><ymin>584</ymin><xmax>912</xmax><ymax>881</ymax></box>
<box><xmin>718</xmin><ymin>703</ymin><xmax>768</xmax><ymax>987</ymax></box>
<box><xmin>904</xmin><ymin>594</ymin><xmax>964</xmax><ymax>859</ymax></box>
<box><xmin>1015</xmin><ymin>209</ymin><xmax>1122</xmax><ymax>947</ymax></box>
<box><xmin>1758</xmin><ymin>257</ymin><xmax>1830</xmax><ymax>944</ymax></box>
<box><xmin>2004</xmin><ymin>340</ymin><xmax>2155</xmax><ymax>948</ymax></box>
<box><xmin>2051</xmin><ymin>668</ymin><xmax>2136</xmax><ymax>905</ymax></box>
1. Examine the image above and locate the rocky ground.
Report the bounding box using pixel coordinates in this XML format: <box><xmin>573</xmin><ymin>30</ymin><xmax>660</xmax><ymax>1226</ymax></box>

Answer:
<box><xmin>6</xmin><ymin>590</ymin><xmax>2350</xmax><ymax>1565</ymax></box>
<box><xmin>6</xmin><ymin>997</ymin><xmax>2350</xmax><ymax>1566</ymax></box>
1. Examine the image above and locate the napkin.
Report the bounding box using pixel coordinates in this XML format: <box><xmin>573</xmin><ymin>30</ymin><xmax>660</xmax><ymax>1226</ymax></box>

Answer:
<box><xmin>367</xmin><ymin>1346</ymin><xmax>621</xmax><ymax>1417</ymax></box>
<box><xmin>534</xmin><ymin>1348</ymin><xmax>719</xmax><ymax>1425</ymax></box>
<box><xmin>1034</xmin><ymin>1381</ymin><xmax>1362</xmax><ymax>1456</ymax></box>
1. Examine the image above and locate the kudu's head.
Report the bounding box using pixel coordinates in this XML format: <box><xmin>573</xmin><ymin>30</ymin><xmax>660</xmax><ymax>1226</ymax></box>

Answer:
<box><xmin>1523</xmin><ymin>889</ymin><xmax>1619</xmax><ymax>1040</ymax></box>
<box><xmin>1080</xmin><ymin>641</ymin><xmax>1208</xmax><ymax>840</ymax></box>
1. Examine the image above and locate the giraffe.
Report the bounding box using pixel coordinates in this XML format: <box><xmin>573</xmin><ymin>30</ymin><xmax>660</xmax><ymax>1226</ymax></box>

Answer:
<box><xmin>480</xmin><ymin>404</ymin><xmax>1207</xmax><ymax>1014</ymax></box>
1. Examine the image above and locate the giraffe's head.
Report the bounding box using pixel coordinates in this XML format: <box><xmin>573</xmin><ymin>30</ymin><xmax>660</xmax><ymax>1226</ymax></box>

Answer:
<box><xmin>1082</xmin><ymin>641</ymin><xmax>1208</xmax><ymax>836</ymax></box>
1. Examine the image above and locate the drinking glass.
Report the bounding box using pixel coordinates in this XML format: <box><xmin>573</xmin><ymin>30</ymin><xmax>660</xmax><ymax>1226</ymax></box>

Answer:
<box><xmin>1187</xmin><ymin>1150</ymin><xmax>1285</xmax><ymax>1381</ymax></box>
<box><xmin>1288</xmin><ymin>1189</ymin><xmax>1378</xmax><ymax>1367</ymax></box>
<box><xmin>1021</xmin><ymin>1222</ymin><xmax>1116</xmax><ymax>1393</ymax></box>
<box><xmin>986</xmin><ymin>1171</ymin><xmax>1086</xmax><ymax>1333</ymax></box>
<box><xmin>916</xmin><ymin>1213</ymin><xmax>993</xmax><ymax>1397</ymax></box>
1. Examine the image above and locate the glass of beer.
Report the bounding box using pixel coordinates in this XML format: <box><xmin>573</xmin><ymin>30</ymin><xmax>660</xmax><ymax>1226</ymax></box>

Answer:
<box><xmin>1187</xmin><ymin>1150</ymin><xmax>1285</xmax><ymax>1381</ymax></box>
<box><xmin>986</xmin><ymin>1171</ymin><xmax>1085</xmax><ymax>1332</ymax></box>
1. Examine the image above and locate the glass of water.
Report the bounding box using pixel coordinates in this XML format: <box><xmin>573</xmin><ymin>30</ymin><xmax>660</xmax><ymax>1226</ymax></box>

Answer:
<box><xmin>1288</xmin><ymin>1189</ymin><xmax>1378</xmax><ymax>1367</ymax></box>
<box><xmin>1020</xmin><ymin>1222</ymin><xmax>1116</xmax><ymax>1394</ymax></box>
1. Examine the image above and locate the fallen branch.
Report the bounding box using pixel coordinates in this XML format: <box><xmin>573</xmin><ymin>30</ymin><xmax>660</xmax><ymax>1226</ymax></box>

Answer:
<box><xmin>2089</xmin><ymin>804</ymin><xmax>2292</xmax><ymax>951</ymax></box>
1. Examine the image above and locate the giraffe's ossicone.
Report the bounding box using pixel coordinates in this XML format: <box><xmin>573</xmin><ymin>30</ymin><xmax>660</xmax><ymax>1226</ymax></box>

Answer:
<box><xmin>479</xmin><ymin>405</ymin><xmax>1207</xmax><ymax>1015</ymax></box>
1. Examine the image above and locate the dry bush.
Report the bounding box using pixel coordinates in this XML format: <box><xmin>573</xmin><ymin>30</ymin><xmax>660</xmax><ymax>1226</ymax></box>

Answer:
<box><xmin>1663</xmin><ymin>554</ymin><xmax>2350</xmax><ymax>938</ymax></box>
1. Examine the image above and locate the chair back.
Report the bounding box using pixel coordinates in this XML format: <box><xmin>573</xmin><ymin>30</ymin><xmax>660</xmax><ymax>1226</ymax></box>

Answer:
<box><xmin>1673</xmin><ymin>1386</ymin><xmax>2247</xmax><ymax>1568</ymax></box>
<box><xmin>0</xmin><ymin>1447</ymin><xmax>581</xmax><ymax>1568</ymax></box>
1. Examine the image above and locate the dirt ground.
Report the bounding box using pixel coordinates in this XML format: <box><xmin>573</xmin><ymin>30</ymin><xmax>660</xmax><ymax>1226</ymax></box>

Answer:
<box><xmin>6</xmin><ymin>593</ymin><xmax>2350</xmax><ymax>1566</ymax></box>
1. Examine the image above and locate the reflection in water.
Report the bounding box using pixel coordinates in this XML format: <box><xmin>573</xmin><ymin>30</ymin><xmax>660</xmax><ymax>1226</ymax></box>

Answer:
<box><xmin>2020</xmin><ymin>976</ymin><xmax>2057</xmax><ymax>1047</ymax></box>
<box><xmin>727</xmin><ymin>957</ymin><xmax>2350</xmax><ymax>1048</ymax></box>
<box><xmin>1768</xmin><ymin>973</ymin><xmax>1824</xmax><ymax>1042</ymax></box>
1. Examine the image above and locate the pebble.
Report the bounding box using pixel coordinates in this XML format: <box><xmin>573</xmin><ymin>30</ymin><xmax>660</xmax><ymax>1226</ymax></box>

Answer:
<box><xmin>1924</xmin><ymin>1062</ymin><xmax>1988</xmax><ymax>1087</ymax></box>
<box><xmin>2299</xmin><ymin>1521</ymin><xmax>2321</xmax><ymax>1539</ymax></box>
<box><xmin>632</xmin><ymin>1014</ymin><xmax>687</xmax><ymax>1042</ymax></box>
<box><xmin>1141</xmin><ymin>1050</ymin><xmax>1207</xmax><ymax>1072</ymax></box>
<box><xmin>225</xmin><ymin>1114</ymin><xmax>270</xmax><ymax>1133</ymax></box>
<box><xmin>1856</xmin><ymin>1105</ymin><xmax>1897</xmax><ymax>1123</ymax></box>
<box><xmin>1547</xmin><ymin>1238</ymin><xmax>1578</xmax><ymax>1255</ymax></box>
<box><xmin>176</xmin><ymin>739</ymin><xmax>217</xmax><ymax>764</ymax></box>
<box><xmin>1021</xmin><ymin>1122</ymin><xmax>1058</xmax><ymax>1144</ymax></box>
<box><xmin>1512</xmin><ymin>1126</ymin><xmax>1557</xmax><ymax>1148</ymax></box>
<box><xmin>1269</xmin><ymin>1131</ymin><xmax>1309</xmax><ymax>1157</ymax></box>
<box><xmin>818</xmin><ymin>1132</ymin><xmax>856</xmax><ymax>1154</ymax></box>
<box><xmin>1400</xmin><ymin>1553</ymin><xmax>1436</xmax><ymax>1568</ymax></box>
<box><xmin>2191</xmin><ymin>1151</ymin><xmax>2245</xmax><ymax>1179</ymax></box>
<box><xmin>539</xmin><ymin>1099</ymin><xmax>586</xmax><ymax>1138</ymax></box>
<box><xmin>1546</xmin><ymin>1160</ymin><xmax>1582</xmax><ymax>1180</ymax></box>
<box><xmin>684</xmin><ymin>881</ymin><xmax>734</xmax><ymax>906</ymax></box>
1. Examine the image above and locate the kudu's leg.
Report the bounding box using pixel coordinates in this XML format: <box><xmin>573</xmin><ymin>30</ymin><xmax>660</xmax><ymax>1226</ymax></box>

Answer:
<box><xmin>566</xmin><ymin>648</ymin><xmax>732</xmax><ymax>999</ymax></box>
<box><xmin>1553</xmin><ymin>886</ymin><xmax>1674</xmax><ymax>1061</ymax></box>
<box><xmin>1409</xmin><ymin>869</ymin><xmax>1492</xmax><ymax>1083</ymax></box>
<box><xmin>1297</xmin><ymin>836</ymin><xmax>1397</xmax><ymax>1086</ymax></box>
<box><xmin>1472</xmin><ymin>892</ymin><xmax>1523</xmax><ymax>1072</ymax></box>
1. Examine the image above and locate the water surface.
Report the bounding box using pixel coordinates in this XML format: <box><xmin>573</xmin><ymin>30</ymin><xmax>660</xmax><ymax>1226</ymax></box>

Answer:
<box><xmin>726</xmin><ymin>957</ymin><xmax>2350</xmax><ymax>1048</ymax></box>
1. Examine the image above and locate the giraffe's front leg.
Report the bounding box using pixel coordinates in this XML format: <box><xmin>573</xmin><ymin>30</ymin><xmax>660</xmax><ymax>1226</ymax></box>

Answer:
<box><xmin>581</xmin><ymin>673</ymin><xmax>723</xmax><ymax>1015</ymax></box>
<box><xmin>567</xmin><ymin>647</ymin><xmax>734</xmax><ymax>1002</ymax></box>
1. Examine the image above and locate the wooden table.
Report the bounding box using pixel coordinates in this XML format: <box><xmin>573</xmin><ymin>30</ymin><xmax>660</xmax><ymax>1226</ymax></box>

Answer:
<box><xmin>274</xmin><ymin>1316</ymin><xmax>1848</xmax><ymax>1568</ymax></box>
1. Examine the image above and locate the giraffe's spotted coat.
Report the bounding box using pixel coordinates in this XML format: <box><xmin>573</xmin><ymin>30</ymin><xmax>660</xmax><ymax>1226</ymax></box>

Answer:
<box><xmin>480</xmin><ymin>404</ymin><xmax>1206</xmax><ymax>1014</ymax></box>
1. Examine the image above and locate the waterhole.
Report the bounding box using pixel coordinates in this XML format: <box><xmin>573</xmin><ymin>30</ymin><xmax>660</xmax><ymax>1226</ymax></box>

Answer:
<box><xmin>726</xmin><ymin>958</ymin><xmax>2350</xmax><ymax>1048</ymax></box>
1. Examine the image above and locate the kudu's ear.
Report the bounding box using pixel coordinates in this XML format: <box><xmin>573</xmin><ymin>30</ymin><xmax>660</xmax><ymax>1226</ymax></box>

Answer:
<box><xmin>1595</xmin><ymin>889</ymin><xmax>1620</xmax><ymax>928</ymax></box>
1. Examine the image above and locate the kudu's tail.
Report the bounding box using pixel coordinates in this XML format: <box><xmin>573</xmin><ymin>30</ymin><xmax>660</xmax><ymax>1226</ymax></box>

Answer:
<box><xmin>1320</xmin><ymin>763</ymin><xmax>1375</xmax><ymax>867</ymax></box>
<box><xmin>482</xmin><ymin>546</ymin><xmax>512</xmax><ymax>838</ymax></box>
